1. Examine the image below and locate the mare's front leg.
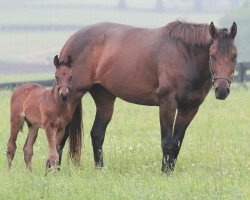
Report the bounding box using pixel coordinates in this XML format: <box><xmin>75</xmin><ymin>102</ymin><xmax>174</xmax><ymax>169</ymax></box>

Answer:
<box><xmin>159</xmin><ymin>94</ymin><xmax>178</xmax><ymax>173</ymax></box>
<box><xmin>172</xmin><ymin>106</ymin><xmax>199</xmax><ymax>162</ymax></box>
<box><xmin>45</xmin><ymin>124</ymin><xmax>59</xmax><ymax>170</ymax></box>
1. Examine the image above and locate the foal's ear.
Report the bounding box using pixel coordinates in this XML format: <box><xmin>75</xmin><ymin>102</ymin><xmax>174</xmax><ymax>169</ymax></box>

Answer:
<box><xmin>67</xmin><ymin>55</ymin><xmax>73</xmax><ymax>67</ymax></box>
<box><xmin>209</xmin><ymin>22</ymin><xmax>217</xmax><ymax>39</ymax></box>
<box><xmin>54</xmin><ymin>55</ymin><xmax>60</xmax><ymax>68</ymax></box>
<box><xmin>230</xmin><ymin>22</ymin><xmax>237</xmax><ymax>39</ymax></box>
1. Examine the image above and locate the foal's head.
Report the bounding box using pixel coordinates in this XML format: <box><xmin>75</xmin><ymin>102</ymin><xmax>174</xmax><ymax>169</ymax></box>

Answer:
<box><xmin>209</xmin><ymin>22</ymin><xmax>237</xmax><ymax>100</ymax></box>
<box><xmin>54</xmin><ymin>55</ymin><xmax>73</xmax><ymax>102</ymax></box>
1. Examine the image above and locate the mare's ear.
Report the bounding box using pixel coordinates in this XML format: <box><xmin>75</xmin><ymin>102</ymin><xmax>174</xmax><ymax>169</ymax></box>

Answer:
<box><xmin>230</xmin><ymin>22</ymin><xmax>237</xmax><ymax>39</ymax></box>
<box><xmin>67</xmin><ymin>55</ymin><xmax>73</xmax><ymax>67</ymax></box>
<box><xmin>209</xmin><ymin>22</ymin><xmax>218</xmax><ymax>39</ymax></box>
<box><xmin>54</xmin><ymin>55</ymin><xmax>60</xmax><ymax>68</ymax></box>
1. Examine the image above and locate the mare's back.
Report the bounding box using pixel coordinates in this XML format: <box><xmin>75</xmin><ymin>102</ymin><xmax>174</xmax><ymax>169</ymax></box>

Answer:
<box><xmin>62</xmin><ymin>22</ymin><xmax>160</xmax><ymax>59</ymax></box>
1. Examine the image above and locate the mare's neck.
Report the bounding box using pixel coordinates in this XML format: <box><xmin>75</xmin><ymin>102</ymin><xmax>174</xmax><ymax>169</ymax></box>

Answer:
<box><xmin>191</xmin><ymin>44</ymin><xmax>212</xmax><ymax>81</ymax></box>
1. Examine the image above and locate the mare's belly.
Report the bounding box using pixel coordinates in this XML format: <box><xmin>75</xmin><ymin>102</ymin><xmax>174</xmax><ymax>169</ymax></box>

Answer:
<box><xmin>98</xmin><ymin>80</ymin><xmax>160</xmax><ymax>106</ymax></box>
<box><xmin>114</xmin><ymin>90</ymin><xmax>159</xmax><ymax>106</ymax></box>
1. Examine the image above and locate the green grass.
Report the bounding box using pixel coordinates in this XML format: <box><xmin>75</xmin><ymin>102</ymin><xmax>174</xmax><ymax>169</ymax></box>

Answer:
<box><xmin>0</xmin><ymin>85</ymin><xmax>249</xmax><ymax>199</ymax></box>
<box><xmin>0</xmin><ymin>73</ymin><xmax>53</xmax><ymax>83</ymax></box>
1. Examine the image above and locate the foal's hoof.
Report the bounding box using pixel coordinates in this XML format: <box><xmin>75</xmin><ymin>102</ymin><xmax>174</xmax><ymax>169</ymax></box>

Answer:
<box><xmin>45</xmin><ymin>166</ymin><xmax>59</xmax><ymax>175</ymax></box>
<box><xmin>46</xmin><ymin>160</ymin><xmax>60</xmax><ymax>174</ymax></box>
<box><xmin>6</xmin><ymin>156</ymin><xmax>13</xmax><ymax>169</ymax></box>
<box><xmin>7</xmin><ymin>159</ymin><xmax>12</xmax><ymax>169</ymax></box>
<box><xmin>26</xmin><ymin>165</ymin><xmax>32</xmax><ymax>173</ymax></box>
<box><xmin>46</xmin><ymin>159</ymin><xmax>51</xmax><ymax>169</ymax></box>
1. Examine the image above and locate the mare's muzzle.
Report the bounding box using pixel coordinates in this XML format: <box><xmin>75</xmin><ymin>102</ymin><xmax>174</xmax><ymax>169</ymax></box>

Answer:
<box><xmin>214</xmin><ymin>79</ymin><xmax>230</xmax><ymax>100</ymax></box>
<box><xmin>215</xmin><ymin>86</ymin><xmax>230</xmax><ymax>100</ymax></box>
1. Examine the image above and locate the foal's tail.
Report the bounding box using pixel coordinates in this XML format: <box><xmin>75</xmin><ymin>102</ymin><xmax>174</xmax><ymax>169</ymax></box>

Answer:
<box><xmin>69</xmin><ymin>101</ymin><xmax>83</xmax><ymax>166</ymax></box>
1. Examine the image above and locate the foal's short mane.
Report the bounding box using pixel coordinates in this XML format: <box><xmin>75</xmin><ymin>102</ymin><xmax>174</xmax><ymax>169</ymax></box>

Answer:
<box><xmin>163</xmin><ymin>21</ymin><xmax>212</xmax><ymax>46</ymax></box>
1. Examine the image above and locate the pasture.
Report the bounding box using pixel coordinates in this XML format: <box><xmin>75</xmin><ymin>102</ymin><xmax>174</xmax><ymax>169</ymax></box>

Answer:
<box><xmin>0</xmin><ymin>85</ymin><xmax>249</xmax><ymax>199</ymax></box>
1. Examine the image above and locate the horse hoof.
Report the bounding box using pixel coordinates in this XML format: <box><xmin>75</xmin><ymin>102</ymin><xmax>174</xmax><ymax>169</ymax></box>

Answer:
<box><xmin>26</xmin><ymin>165</ymin><xmax>32</xmax><ymax>173</ymax></box>
<box><xmin>7</xmin><ymin>159</ymin><xmax>12</xmax><ymax>170</ymax></box>
<box><xmin>46</xmin><ymin>166</ymin><xmax>58</xmax><ymax>175</ymax></box>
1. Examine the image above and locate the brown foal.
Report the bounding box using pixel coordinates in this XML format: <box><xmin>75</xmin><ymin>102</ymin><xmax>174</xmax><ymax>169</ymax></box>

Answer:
<box><xmin>6</xmin><ymin>55</ymin><xmax>78</xmax><ymax>172</ymax></box>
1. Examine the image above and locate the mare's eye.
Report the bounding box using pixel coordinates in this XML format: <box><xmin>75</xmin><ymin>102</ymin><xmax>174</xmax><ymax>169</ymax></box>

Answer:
<box><xmin>55</xmin><ymin>76</ymin><xmax>58</xmax><ymax>80</ymax></box>
<box><xmin>232</xmin><ymin>55</ymin><xmax>237</xmax><ymax>62</ymax></box>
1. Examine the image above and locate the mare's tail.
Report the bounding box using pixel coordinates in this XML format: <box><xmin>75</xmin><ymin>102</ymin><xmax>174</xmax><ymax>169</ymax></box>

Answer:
<box><xmin>69</xmin><ymin>101</ymin><xmax>83</xmax><ymax>165</ymax></box>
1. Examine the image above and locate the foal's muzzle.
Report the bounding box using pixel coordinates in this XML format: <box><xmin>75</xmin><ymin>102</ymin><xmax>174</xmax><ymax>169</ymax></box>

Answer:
<box><xmin>57</xmin><ymin>85</ymin><xmax>71</xmax><ymax>102</ymax></box>
<box><xmin>60</xmin><ymin>92</ymin><xmax>69</xmax><ymax>102</ymax></box>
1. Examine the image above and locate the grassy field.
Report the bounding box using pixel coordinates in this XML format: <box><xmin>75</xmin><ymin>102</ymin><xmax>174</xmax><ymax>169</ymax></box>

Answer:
<box><xmin>0</xmin><ymin>85</ymin><xmax>249</xmax><ymax>199</ymax></box>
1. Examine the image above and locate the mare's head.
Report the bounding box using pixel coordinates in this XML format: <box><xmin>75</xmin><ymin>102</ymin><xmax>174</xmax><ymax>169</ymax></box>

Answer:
<box><xmin>209</xmin><ymin>22</ymin><xmax>237</xmax><ymax>100</ymax></box>
<box><xmin>54</xmin><ymin>55</ymin><xmax>73</xmax><ymax>102</ymax></box>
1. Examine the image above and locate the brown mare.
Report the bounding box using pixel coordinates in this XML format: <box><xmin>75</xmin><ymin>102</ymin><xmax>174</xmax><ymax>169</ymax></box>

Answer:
<box><xmin>6</xmin><ymin>55</ymin><xmax>82</xmax><ymax>171</ymax></box>
<box><xmin>57</xmin><ymin>21</ymin><xmax>237</xmax><ymax>173</ymax></box>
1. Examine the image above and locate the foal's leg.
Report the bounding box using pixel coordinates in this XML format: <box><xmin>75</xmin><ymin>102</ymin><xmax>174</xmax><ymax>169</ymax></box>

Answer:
<box><xmin>45</xmin><ymin>125</ymin><xmax>58</xmax><ymax>170</ymax></box>
<box><xmin>56</xmin><ymin>128</ymin><xmax>68</xmax><ymax>168</ymax></box>
<box><xmin>172</xmin><ymin>107</ymin><xmax>199</xmax><ymax>161</ymax></box>
<box><xmin>90</xmin><ymin>85</ymin><xmax>116</xmax><ymax>168</ymax></box>
<box><xmin>23</xmin><ymin>127</ymin><xmax>39</xmax><ymax>172</ymax></box>
<box><xmin>6</xmin><ymin>116</ymin><xmax>24</xmax><ymax>169</ymax></box>
<box><xmin>159</xmin><ymin>94</ymin><xmax>178</xmax><ymax>173</ymax></box>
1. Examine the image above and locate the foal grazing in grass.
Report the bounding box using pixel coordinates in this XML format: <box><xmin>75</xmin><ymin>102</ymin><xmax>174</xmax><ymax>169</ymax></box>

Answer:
<box><xmin>6</xmin><ymin>55</ymin><xmax>82</xmax><ymax>171</ymax></box>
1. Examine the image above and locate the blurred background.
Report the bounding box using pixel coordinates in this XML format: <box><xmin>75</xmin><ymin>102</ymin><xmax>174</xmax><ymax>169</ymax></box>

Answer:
<box><xmin>0</xmin><ymin>0</ymin><xmax>249</xmax><ymax>84</ymax></box>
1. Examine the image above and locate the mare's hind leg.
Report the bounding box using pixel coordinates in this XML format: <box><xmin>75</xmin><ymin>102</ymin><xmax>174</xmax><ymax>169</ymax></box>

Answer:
<box><xmin>89</xmin><ymin>84</ymin><xmax>116</xmax><ymax>168</ymax></box>
<box><xmin>6</xmin><ymin>116</ymin><xmax>24</xmax><ymax>169</ymax></box>
<box><xmin>23</xmin><ymin>127</ymin><xmax>39</xmax><ymax>172</ymax></box>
